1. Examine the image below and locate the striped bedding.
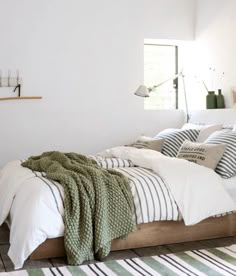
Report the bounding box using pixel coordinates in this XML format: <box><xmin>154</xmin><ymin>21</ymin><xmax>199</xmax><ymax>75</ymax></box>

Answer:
<box><xmin>26</xmin><ymin>161</ymin><xmax>234</xmax><ymax>226</ymax></box>
<box><xmin>91</xmin><ymin>157</ymin><xmax>234</xmax><ymax>221</ymax></box>
<box><xmin>117</xmin><ymin>167</ymin><xmax>180</xmax><ymax>223</ymax></box>
<box><xmin>99</xmin><ymin>146</ymin><xmax>236</xmax><ymax>225</ymax></box>
<box><xmin>31</xmin><ymin>156</ymin><xmax>180</xmax><ymax>225</ymax></box>
<box><xmin>94</xmin><ymin>155</ymin><xmax>180</xmax><ymax>223</ymax></box>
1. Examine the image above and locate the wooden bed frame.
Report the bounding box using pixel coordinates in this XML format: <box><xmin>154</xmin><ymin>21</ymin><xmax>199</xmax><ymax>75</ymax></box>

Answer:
<box><xmin>30</xmin><ymin>213</ymin><xmax>236</xmax><ymax>260</ymax></box>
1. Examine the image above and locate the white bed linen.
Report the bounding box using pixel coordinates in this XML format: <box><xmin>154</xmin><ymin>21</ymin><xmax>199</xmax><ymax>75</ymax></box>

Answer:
<box><xmin>0</xmin><ymin>161</ymin><xmax>65</xmax><ymax>269</ymax></box>
<box><xmin>223</xmin><ymin>176</ymin><xmax>236</xmax><ymax>202</ymax></box>
<box><xmin>1</xmin><ymin>150</ymin><xmax>236</xmax><ymax>269</ymax></box>
<box><xmin>100</xmin><ymin>146</ymin><xmax>236</xmax><ymax>225</ymax></box>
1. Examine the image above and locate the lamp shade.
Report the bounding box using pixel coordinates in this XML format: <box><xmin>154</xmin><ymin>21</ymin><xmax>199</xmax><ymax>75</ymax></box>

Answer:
<box><xmin>134</xmin><ymin>85</ymin><xmax>150</xmax><ymax>97</ymax></box>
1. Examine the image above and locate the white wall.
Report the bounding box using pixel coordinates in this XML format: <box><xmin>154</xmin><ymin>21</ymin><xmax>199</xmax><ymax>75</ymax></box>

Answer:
<box><xmin>192</xmin><ymin>0</ymin><xmax>236</xmax><ymax>109</ymax></box>
<box><xmin>0</xmin><ymin>0</ymin><xmax>195</xmax><ymax>165</ymax></box>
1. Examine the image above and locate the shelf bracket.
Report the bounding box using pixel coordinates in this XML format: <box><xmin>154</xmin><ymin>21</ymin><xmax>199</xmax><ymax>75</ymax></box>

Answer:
<box><xmin>13</xmin><ymin>84</ymin><xmax>21</xmax><ymax>97</ymax></box>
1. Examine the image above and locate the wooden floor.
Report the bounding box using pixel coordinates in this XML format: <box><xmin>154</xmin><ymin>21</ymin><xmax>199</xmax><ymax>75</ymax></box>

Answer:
<box><xmin>1</xmin><ymin>223</ymin><xmax>236</xmax><ymax>272</ymax></box>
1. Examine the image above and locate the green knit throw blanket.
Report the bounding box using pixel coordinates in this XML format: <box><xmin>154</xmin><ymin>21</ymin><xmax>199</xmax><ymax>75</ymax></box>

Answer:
<box><xmin>22</xmin><ymin>151</ymin><xmax>135</xmax><ymax>265</ymax></box>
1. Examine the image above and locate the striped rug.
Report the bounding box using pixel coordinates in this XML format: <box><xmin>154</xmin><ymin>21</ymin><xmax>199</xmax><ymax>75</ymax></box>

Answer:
<box><xmin>2</xmin><ymin>245</ymin><xmax>236</xmax><ymax>276</ymax></box>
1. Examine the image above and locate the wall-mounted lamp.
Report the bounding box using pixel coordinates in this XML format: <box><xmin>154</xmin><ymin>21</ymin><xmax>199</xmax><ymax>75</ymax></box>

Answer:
<box><xmin>134</xmin><ymin>70</ymin><xmax>189</xmax><ymax>121</ymax></box>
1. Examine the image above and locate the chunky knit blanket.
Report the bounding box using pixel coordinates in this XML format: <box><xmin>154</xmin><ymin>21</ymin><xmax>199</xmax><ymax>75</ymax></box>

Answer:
<box><xmin>22</xmin><ymin>151</ymin><xmax>135</xmax><ymax>265</ymax></box>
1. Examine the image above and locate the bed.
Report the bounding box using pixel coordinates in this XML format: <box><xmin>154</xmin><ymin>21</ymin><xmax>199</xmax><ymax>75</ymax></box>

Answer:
<box><xmin>1</xmin><ymin>109</ymin><xmax>236</xmax><ymax>269</ymax></box>
<box><xmin>30</xmin><ymin>172</ymin><xmax>236</xmax><ymax>260</ymax></box>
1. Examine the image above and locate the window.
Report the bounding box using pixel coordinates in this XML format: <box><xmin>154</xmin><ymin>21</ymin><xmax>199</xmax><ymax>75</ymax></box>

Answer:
<box><xmin>144</xmin><ymin>44</ymin><xmax>178</xmax><ymax>110</ymax></box>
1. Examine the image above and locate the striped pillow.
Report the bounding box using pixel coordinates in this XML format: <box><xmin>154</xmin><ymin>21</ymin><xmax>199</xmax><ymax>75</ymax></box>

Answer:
<box><xmin>206</xmin><ymin>131</ymin><xmax>236</xmax><ymax>178</ymax></box>
<box><xmin>154</xmin><ymin>128</ymin><xmax>200</xmax><ymax>157</ymax></box>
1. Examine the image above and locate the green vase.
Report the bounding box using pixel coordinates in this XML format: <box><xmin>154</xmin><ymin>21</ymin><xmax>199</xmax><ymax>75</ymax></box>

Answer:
<box><xmin>206</xmin><ymin>91</ymin><xmax>217</xmax><ymax>109</ymax></box>
<box><xmin>216</xmin><ymin>89</ymin><xmax>225</xmax><ymax>109</ymax></box>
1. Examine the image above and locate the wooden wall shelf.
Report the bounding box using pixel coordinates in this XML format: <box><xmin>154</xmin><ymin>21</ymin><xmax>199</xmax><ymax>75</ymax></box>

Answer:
<box><xmin>0</xmin><ymin>96</ymin><xmax>42</xmax><ymax>101</ymax></box>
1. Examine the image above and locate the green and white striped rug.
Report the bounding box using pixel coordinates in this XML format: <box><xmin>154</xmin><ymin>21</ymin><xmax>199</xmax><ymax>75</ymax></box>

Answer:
<box><xmin>2</xmin><ymin>245</ymin><xmax>236</xmax><ymax>276</ymax></box>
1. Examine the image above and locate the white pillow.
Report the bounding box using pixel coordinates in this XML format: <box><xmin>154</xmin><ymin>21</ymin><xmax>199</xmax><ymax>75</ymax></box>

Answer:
<box><xmin>181</xmin><ymin>123</ymin><xmax>223</xmax><ymax>143</ymax></box>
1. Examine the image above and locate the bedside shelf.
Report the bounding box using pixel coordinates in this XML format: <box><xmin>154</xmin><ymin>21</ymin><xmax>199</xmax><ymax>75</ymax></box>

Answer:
<box><xmin>0</xmin><ymin>96</ymin><xmax>42</xmax><ymax>101</ymax></box>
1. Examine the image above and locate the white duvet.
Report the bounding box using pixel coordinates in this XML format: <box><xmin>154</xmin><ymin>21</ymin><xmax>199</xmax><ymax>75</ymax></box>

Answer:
<box><xmin>0</xmin><ymin>147</ymin><xmax>236</xmax><ymax>269</ymax></box>
<box><xmin>100</xmin><ymin>147</ymin><xmax>236</xmax><ymax>225</ymax></box>
<box><xmin>0</xmin><ymin>161</ymin><xmax>65</xmax><ymax>269</ymax></box>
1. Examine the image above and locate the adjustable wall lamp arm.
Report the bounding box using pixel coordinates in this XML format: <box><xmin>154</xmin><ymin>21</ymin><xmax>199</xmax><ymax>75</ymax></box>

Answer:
<box><xmin>149</xmin><ymin>71</ymin><xmax>184</xmax><ymax>91</ymax></box>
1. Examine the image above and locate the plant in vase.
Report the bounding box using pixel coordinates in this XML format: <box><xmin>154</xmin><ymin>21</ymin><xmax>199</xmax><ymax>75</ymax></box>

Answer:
<box><xmin>206</xmin><ymin>91</ymin><xmax>217</xmax><ymax>109</ymax></box>
<box><xmin>202</xmin><ymin>80</ymin><xmax>216</xmax><ymax>109</ymax></box>
<box><xmin>203</xmin><ymin>69</ymin><xmax>225</xmax><ymax>109</ymax></box>
<box><xmin>217</xmin><ymin>89</ymin><xmax>225</xmax><ymax>108</ymax></box>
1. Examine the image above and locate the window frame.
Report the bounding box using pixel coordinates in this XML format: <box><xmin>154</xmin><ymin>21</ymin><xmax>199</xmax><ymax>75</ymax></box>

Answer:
<box><xmin>144</xmin><ymin>43</ymin><xmax>179</xmax><ymax>109</ymax></box>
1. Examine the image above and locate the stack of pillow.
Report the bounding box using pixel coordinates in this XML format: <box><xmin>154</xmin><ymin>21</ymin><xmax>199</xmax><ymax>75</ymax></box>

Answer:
<box><xmin>130</xmin><ymin>122</ymin><xmax>236</xmax><ymax>179</ymax></box>
<box><xmin>178</xmin><ymin>123</ymin><xmax>236</xmax><ymax>179</ymax></box>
